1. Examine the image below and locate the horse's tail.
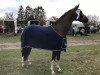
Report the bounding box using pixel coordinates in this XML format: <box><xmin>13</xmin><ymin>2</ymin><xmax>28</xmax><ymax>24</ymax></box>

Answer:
<box><xmin>20</xmin><ymin>28</ymin><xmax>26</xmax><ymax>48</ymax></box>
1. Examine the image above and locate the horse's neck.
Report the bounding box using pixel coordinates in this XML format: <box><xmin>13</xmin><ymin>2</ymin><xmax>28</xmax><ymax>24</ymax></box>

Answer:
<box><xmin>52</xmin><ymin>13</ymin><xmax>74</xmax><ymax>38</ymax></box>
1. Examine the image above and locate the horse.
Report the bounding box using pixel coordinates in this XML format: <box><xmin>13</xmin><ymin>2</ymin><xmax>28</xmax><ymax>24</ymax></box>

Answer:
<box><xmin>21</xmin><ymin>4</ymin><xmax>88</xmax><ymax>75</ymax></box>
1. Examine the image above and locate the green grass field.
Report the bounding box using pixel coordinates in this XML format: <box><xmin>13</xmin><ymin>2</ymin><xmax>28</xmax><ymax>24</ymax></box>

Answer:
<box><xmin>0</xmin><ymin>32</ymin><xmax>100</xmax><ymax>75</ymax></box>
<box><xmin>0</xmin><ymin>34</ymin><xmax>20</xmax><ymax>43</ymax></box>
<box><xmin>0</xmin><ymin>32</ymin><xmax>100</xmax><ymax>43</ymax></box>
<box><xmin>67</xmin><ymin>32</ymin><xmax>100</xmax><ymax>41</ymax></box>
<box><xmin>0</xmin><ymin>44</ymin><xmax>100</xmax><ymax>75</ymax></box>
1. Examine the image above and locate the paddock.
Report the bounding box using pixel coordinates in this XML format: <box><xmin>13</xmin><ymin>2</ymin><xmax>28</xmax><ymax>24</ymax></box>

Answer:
<box><xmin>0</xmin><ymin>33</ymin><xmax>100</xmax><ymax>75</ymax></box>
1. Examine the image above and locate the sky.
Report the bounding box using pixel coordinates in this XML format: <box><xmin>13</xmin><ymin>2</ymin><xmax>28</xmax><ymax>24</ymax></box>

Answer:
<box><xmin>0</xmin><ymin>0</ymin><xmax>100</xmax><ymax>19</ymax></box>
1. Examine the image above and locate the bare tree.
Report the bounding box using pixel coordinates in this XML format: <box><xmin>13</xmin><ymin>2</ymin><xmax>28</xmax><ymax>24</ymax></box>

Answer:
<box><xmin>87</xmin><ymin>15</ymin><xmax>99</xmax><ymax>26</ymax></box>
<box><xmin>4</xmin><ymin>12</ymin><xmax>14</xmax><ymax>20</ymax></box>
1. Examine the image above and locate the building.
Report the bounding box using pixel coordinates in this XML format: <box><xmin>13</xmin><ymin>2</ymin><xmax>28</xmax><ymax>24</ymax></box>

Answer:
<box><xmin>0</xmin><ymin>20</ymin><xmax>17</xmax><ymax>34</ymax></box>
<box><xmin>72</xmin><ymin>21</ymin><xmax>84</xmax><ymax>27</ymax></box>
<box><xmin>45</xmin><ymin>16</ymin><xmax>58</xmax><ymax>26</ymax></box>
<box><xmin>68</xmin><ymin>21</ymin><xmax>85</xmax><ymax>34</ymax></box>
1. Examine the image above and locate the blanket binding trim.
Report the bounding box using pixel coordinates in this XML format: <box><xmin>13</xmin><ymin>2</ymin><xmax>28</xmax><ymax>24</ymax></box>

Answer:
<box><xmin>51</xmin><ymin>25</ymin><xmax>66</xmax><ymax>39</ymax></box>
<box><xmin>21</xmin><ymin>25</ymin><xmax>67</xmax><ymax>51</ymax></box>
<box><xmin>50</xmin><ymin>25</ymin><xmax>67</xmax><ymax>50</ymax></box>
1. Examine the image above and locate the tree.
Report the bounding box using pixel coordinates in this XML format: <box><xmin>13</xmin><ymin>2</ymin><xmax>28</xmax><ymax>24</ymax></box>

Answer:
<box><xmin>17</xmin><ymin>5</ymin><xmax>25</xmax><ymax>27</ymax></box>
<box><xmin>25</xmin><ymin>6</ymin><xmax>33</xmax><ymax>19</ymax></box>
<box><xmin>17</xmin><ymin>5</ymin><xmax>46</xmax><ymax>26</ymax></box>
<box><xmin>33</xmin><ymin>6</ymin><xmax>46</xmax><ymax>19</ymax></box>
<box><xmin>84</xmin><ymin>15</ymin><xmax>99</xmax><ymax>33</ymax></box>
<box><xmin>33</xmin><ymin>6</ymin><xmax>46</xmax><ymax>25</ymax></box>
<box><xmin>87</xmin><ymin>15</ymin><xmax>99</xmax><ymax>26</ymax></box>
<box><xmin>24</xmin><ymin>6</ymin><xmax>46</xmax><ymax>25</ymax></box>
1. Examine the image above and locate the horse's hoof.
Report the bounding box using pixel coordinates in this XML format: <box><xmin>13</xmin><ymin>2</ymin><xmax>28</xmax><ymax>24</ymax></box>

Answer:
<box><xmin>22</xmin><ymin>63</ymin><xmax>29</xmax><ymax>68</ymax></box>
<box><xmin>28</xmin><ymin>62</ymin><xmax>32</xmax><ymax>65</ymax></box>
<box><xmin>58</xmin><ymin>69</ymin><xmax>62</xmax><ymax>72</ymax></box>
<box><xmin>22</xmin><ymin>63</ymin><xmax>25</xmax><ymax>67</ymax></box>
<box><xmin>51</xmin><ymin>72</ymin><xmax>56</xmax><ymax>75</ymax></box>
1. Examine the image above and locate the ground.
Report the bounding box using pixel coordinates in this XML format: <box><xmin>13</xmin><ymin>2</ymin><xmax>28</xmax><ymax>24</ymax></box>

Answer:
<box><xmin>0</xmin><ymin>40</ymin><xmax>100</xmax><ymax>49</ymax></box>
<box><xmin>0</xmin><ymin>33</ymin><xmax>100</xmax><ymax>75</ymax></box>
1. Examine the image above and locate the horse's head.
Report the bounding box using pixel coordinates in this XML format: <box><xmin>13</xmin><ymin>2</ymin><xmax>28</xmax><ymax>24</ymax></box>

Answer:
<box><xmin>53</xmin><ymin>5</ymin><xmax>88</xmax><ymax>37</ymax></box>
<box><xmin>72</xmin><ymin>4</ymin><xmax>88</xmax><ymax>23</ymax></box>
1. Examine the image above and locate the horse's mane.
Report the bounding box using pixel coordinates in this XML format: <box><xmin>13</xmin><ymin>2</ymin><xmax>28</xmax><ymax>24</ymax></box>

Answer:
<box><xmin>55</xmin><ymin>9</ymin><xmax>73</xmax><ymax>24</ymax></box>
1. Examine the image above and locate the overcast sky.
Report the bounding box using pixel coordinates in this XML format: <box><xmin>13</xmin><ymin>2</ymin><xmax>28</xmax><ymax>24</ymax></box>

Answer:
<box><xmin>0</xmin><ymin>0</ymin><xmax>100</xmax><ymax>19</ymax></box>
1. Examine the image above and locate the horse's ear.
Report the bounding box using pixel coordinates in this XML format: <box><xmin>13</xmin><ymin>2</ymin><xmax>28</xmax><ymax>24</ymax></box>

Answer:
<box><xmin>74</xmin><ymin>4</ymin><xmax>80</xmax><ymax>10</ymax></box>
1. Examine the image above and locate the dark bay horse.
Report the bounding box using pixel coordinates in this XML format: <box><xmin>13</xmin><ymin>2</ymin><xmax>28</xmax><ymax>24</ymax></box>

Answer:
<box><xmin>21</xmin><ymin>4</ymin><xmax>88</xmax><ymax>75</ymax></box>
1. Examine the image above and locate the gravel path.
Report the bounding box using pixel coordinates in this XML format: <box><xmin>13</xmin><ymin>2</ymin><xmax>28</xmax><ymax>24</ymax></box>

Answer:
<box><xmin>0</xmin><ymin>40</ymin><xmax>100</xmax><ymax>49</ymax></box>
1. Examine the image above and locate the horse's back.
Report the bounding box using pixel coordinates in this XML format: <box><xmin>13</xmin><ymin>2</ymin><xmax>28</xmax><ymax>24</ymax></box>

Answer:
<box><xmin>22</xmin><ymin>25</ymin><xmax>49</xmax><ymax>33</ymax></box>
<box><xmin>21</xmin><ymin>25</ymin><xmax>67</xmax><ymax>51</ymax></box>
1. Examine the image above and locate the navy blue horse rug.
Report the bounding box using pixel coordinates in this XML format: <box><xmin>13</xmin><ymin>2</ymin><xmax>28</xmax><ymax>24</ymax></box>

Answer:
<box><xmin>21</xmin><ymin>25</ymin><xmax>67</xmax><ymax>51</ymax></box>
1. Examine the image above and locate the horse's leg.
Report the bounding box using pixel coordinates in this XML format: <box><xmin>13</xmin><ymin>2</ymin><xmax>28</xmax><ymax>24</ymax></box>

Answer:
<box><xmin>50</xmin><ymin>51</ymin><xmax>62</xmax><ymax>74</ymax></box>
<box><xmin>21</xmin><ymin>48</ymin><xmax>26</xmax><ymax>67</ymax></box>
<box><xmin>55</xmin><ymin>51</ymin><xmax>62</xmax><ymax>72</ymax></box>
<box><xmin>27</xmin><ymin>48</ymin><xmax>32</xmax><ymax>66</ymax></box>
<box><xmin>50</xmin><ymin>51</ymin><xmax>57</xmax><ymax>75</ymax></box>
<box><xmin>21</xmin><ymin>47</ymin><xmax>32</xmax><ymax>67</ymax></box>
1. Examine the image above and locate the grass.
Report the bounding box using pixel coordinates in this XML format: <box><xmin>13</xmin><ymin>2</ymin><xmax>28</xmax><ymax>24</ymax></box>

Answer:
<box><xmin>0</xmin><ymin>32</ymin><xmax>100</xmax><ymax>75</ymax></box>
<box><xmin>0</xmin><ymin>34</ymin><xmax>20</xmax><ymax>43</ymax></box>
<box><xmin>67</xmin><ymin>32</ymin><xmax>100</xmax><ymax>41</ymax></box>
<box><xmin>0</xmin><ymin>32</ymin><xmax>100</xmax><ymax>43</ymax></box>
<box><xmin>0</xmin><ymin>44</ymin><xmax>100</xmax><ymax>75</ymax></box>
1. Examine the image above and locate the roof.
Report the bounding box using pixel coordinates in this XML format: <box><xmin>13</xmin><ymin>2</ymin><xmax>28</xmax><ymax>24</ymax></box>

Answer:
<box><xmin>72</xmin><ymin>21</ymin><xmax>84</xmax><ymax>27</ymax></box>
<box><xmin>47</xmin><ymin>16</ymin><xmax>58</xmax><ymax>21</ymax></box>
